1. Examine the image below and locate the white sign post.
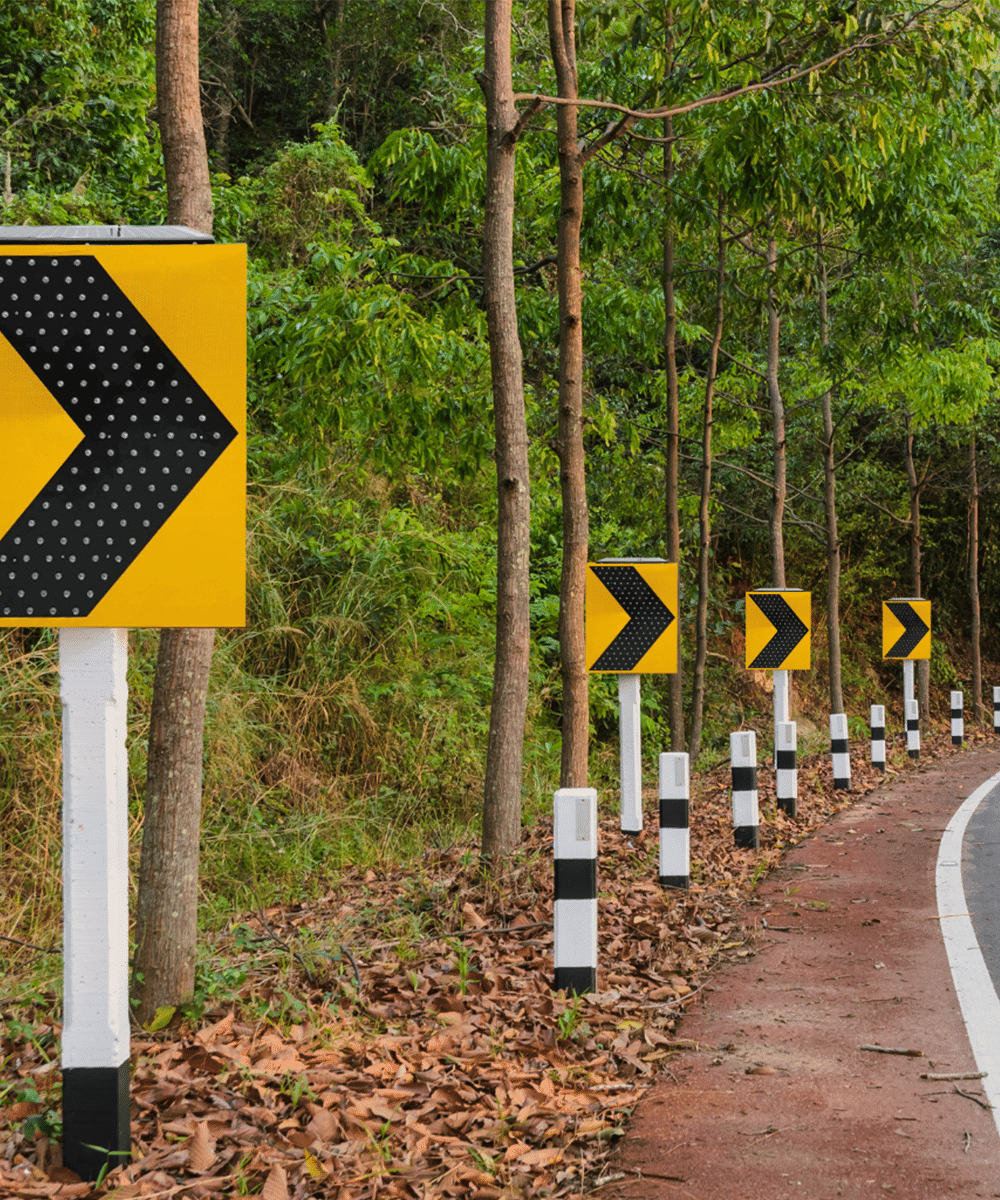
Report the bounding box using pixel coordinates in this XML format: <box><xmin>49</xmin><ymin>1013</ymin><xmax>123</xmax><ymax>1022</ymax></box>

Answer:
<box><xmin>60</xmin><ymin>628</ymin><xmax>131</xmax><ymax>1180</ymax></box>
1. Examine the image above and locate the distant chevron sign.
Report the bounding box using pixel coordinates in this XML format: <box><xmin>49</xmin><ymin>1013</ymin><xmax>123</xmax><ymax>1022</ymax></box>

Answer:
<box><xmin>586</xmin><ymin>560</ymin><xmax>677</xmax><ymax>673</ymax></box>
<box><xmin>882</xmin><ymin>598</ymin><xmax>931</xmax><ymax>660</ymax></box>
<box><xmin>0</xmin><ymin>243</ymin><xmax>246</xmax><ymax>626</ymax></box>
<box><xmin>745</xmin><ymin>589</ymin><xmax>811</xmax><ymax>670</ymax></box>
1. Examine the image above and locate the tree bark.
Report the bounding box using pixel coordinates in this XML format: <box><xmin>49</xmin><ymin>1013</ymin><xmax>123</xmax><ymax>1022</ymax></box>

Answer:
<box><xmin>969</xmin><ymin>432</ymin><xmax>982</xmax><ymax>722</ymax></box>
<box><xmin>134</xmin><ymin>630</ymin><xmax>215</xmax><ymax>1024</ymax></box>
<box><xmin>134</xmin><ymin>0</ymin><xmax>217</xmax><ymax>1024</ymax></box>
<box><xmin>818</xmin><ymin>235</ymin><xmax>843</xmax><ymax>713</ymax></box>
<box><xmin>548</xmin><ymin>0</ymin><xmax>589</xmax><ymax>788</ymax></box>
<box><xmin>480</xmin><ymin>0</ymin><xmax>531</xmax><ymax>864</ymax></box>
<box><xmin>766</xmin><ymin>235</ymin><xmax>786</xmax><ymax>588</ymax></box>
<box><xmin>902</xmin><ymin>413</ymin><xmax>930</xmax><ymax>718</ymax></box>
<box><xmin>156</xmin><ymin>0</ymin><xmax>214</xmax><ymax>234</ymax></box>
<box><xmin>687</xmin><ymin>200</ymin><xmax>725</xmax><ymax>764</ymax></box>
<box><xmin>662</xmin><ymin>112</ymin><xmax>685</xmax><ymax>752</ymax></box>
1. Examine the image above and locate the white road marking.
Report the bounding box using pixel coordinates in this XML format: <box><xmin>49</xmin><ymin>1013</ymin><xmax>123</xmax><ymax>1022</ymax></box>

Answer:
<box><xmin>936</xmin><ymin>767</ymin><xmax>1000</xmax><ymax>1138</ymax></box>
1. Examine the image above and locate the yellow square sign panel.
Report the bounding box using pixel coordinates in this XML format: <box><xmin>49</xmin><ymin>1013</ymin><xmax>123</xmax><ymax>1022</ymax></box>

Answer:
<box><xmin>0</xmin><ymin>244</ymin><xmax>246</xmax><ymax>627</ymax></box>
<box><xmin>586</xmin><ymin>561</ymin><xmax>677</xmax><ymax>674</ymax></box>
<box><xmin>745</xmin><ymin>589</ymin><xmax>811</xmax><ymax>670</ymax></box>
<box><xmin>882</xmin><ymin>598</ymin><xmax>931</xmax><ymax>660</ymax></box>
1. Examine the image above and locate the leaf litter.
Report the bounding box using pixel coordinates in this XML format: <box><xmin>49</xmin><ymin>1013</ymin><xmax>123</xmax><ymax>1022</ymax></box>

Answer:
<box><xmin>0</xmin><ymin>726</ymin><xmax>982</xmax><ymax>1198</ymax></box>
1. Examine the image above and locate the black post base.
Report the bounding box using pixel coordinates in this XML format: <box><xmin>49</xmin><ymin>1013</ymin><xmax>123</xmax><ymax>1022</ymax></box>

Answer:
<box><xmin>734</xmin><ymin>825</ymin><xmax>759</xmax><ymax>850</ymax></box>
<box><xmin>777</xmin><ymin>797</ymin><xmax>797</xmax><ymax>817</ymax></box>
<box><xmin>62</xmin><ymin>1061</ymin><xmax>130</xmax><ymax>1181</ymax></box>
<box><xmin>659</xmin><ymin>875</ymin><xmax>689</xmax><ymax>890</ymax></box>
<box><xmin>554</xmin><ymin>966</ymin><xmax>596</xmax><ymax>996</ymax></box>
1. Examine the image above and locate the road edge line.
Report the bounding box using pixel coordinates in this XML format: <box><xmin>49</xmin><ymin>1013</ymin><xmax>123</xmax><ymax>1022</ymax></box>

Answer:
<box><xmin>936</xmin><ymin>766</ymin><xmax>1000</xmax><ymax>1138</ymax></box>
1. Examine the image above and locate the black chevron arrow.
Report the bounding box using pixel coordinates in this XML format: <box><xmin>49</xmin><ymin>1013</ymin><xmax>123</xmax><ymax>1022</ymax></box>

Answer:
<box><xmin>590</xmin><ymin>565</ymin><xmax>674</xmax><ymax>671</ymax></box>
<box><xmin>885</xmin><ymin>600</ymin><xmax>930</xmax><ymax>658</ymax></box>
<box><xmin>748</xmin><ymin>593</ymin><xmax>808</xmax><ymax>669</ymax></box>
<box><xmin>0</xmin><ymin>252</ymin><xmax>236</xmax><ymax>618</ymax></box>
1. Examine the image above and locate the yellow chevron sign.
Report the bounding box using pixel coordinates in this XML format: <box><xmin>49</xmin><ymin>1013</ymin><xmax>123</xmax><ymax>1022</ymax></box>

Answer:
<box><xmin>882</xmin><ymin>598</ymin><xmax>931</xmax><ymax>660</ymax></box>
<box><xmin>745</xmin><ymin>589</ymin><xmax>811</xmax><ymax>670</ymax></box>
<box><xmin>0</xmin><ymin>243</ymin><xmax>245</xmax><ymax>627</ymax></box>
<box><xmin>586</xmin><ymin>561</ymin><xmax>677</xmax><ymax>674</ymax></box>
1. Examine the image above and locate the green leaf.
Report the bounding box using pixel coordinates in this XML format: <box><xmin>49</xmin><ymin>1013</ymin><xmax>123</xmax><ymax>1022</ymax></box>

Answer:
<box><xmin>144</xmin><ymin>1005</ymin><xmax>176</xmax><ymax>1032</ymax></box>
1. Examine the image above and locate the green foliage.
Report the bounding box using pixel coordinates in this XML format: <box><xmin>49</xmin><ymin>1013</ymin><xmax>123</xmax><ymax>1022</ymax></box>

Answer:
<box><xmin>246</xmin><ymin>122</ymin><xmax>371</xmax><ymax>265</ymax></box>
<box><xmin>0</xmin><ymin>0</ymin><xmax>158</xmax><ymax>192</ymax></box>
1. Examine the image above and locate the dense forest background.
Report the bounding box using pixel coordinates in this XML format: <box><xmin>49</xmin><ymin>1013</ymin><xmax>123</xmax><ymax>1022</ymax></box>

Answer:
<box><xmin>3</xmin><ymin>0</ymin><xmax>1000</xmax><ymax>950</ymax></box>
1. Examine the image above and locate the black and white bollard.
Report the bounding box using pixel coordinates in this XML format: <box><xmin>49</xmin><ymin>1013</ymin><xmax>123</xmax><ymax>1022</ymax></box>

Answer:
<box><xmin>731</xmin><ymin>730</ymin><xmax>760</xmax><ymax>849</ymax></box>
<box><xmin>553</xmin><ymin>787</ymin><xmax>598</xmax><ymax>995</ymax></box>
<box><xmin>994</xmin><ymin>686</ymin><xmax>1000</xmax><ymax>735</ymax></box>
<box><xmin>60</xmin><ymin>630</ymin><xmax>131</xmax><ymax>1181</ymax></box>
<box><xmin>906</xmin><ymin>698</ymin><xmax>920</xmax><ymax>759</ymax></box>
<box><xmin>775</xmin><ymin>721</ymin><xmax>797</xmax><ymax>817</ymax></box>
<box><xmin>951</xmin><ymin>691</ymin><xmax>964</xmax><ymax>746</ymax></box>
<box><xmin>830</xmin><ymin>712</ymin><xmax>851</xmax><ymax>791</ymax></box>
<box><xmin>870</xmin><ymin>704</ymin><xmax>886</xmax><ymax>773</ymax></box>
<box><xmin>658</xmin><ymin>752</ymin><xmax>689</xmax><ymax>889</ymax></box>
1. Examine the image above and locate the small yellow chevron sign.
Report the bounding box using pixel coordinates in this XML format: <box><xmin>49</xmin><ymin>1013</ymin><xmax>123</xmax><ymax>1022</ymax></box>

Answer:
<box><xmin>745</xmin><ymin>589</ymin><xmax>811</xmax><ymax>670</ymax></box>
<box><xmin>586</xmin><ymin>560</ymin><xmax>677</xmax><ymax>674</ymax></box>
<box><xmin>882</xmin><ymin>598</ymin><xmax>931</xmax><ymax>660</ymax></box>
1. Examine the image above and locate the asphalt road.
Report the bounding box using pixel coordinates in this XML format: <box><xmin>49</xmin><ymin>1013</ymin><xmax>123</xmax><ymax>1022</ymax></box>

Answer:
<box><xmin>963</xmin><ymin>779</ymin><xmax>1000</xmax><ymax>991</ymax></box>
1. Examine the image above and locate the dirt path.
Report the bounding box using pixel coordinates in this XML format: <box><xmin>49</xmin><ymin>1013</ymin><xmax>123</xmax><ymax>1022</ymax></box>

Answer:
<box><xmin>606</xmin><ymin>747</ymin><xmax>1000</xmax><ymax>1200</ymax></box>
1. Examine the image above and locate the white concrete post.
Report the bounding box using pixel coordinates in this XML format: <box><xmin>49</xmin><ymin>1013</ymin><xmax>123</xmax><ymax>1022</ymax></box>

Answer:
<box><xmin>553</xmin><ymin>787</ymin><xmax>598</xmax><ymax>995</ymax></box>
<box><xmin>59</xmin><ymin>628</ymin><xmax>131</xmax><ymax>1180</ymax></box>
<box><xmin>906</xmin><ymin>697</ymin><xmax>920</xmax><ymax>759</ymax></box>
<box><xmin>830</xmin><ymin>712</ymin><xmax>851</xmax><ymax>791</ymax></box>
<box><xmin>951</xmin><ymin>691</ymin><xmax>964</xmax><ymax>746</ymax></box>
<box><xmin>773</xmin><ymin>668</ymin><xmax>789</xmax><ymax>765</ymax></box>
<box><xmin>994</xmin><ymin>686</ymin><xmax>1000</xmax><ymax>735</ymax></box>
<box><xmin>871</xmin><ymin>704</ymin><xmax>886</xmax><ymax>773</ymax></box>
<box><xmin>903</xmin><ymin>659</ymin><xmax>915</xmax><ymax>704</ymax></box>
<box><xmin>618</xmin><ymin>673</ymin><xmax>642</xmax><ymax>834</ymax></box>
<box><xmin>658</xmin><ymin>752</ymin><xmax>689</xmax><ymax>889</ymax></box>
<box><xmin>730</xmin><ymin>730</ymin><xmax>759</xmax><ymax>850</ymax></box>
<box><xmin>775</xmin><ymin>720</ymin><xmax>797</xmax><ymax>816</ymax></box>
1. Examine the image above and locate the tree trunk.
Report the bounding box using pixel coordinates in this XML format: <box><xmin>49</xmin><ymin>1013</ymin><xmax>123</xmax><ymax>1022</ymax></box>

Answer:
<box><xmin>687</xmin><ymin>200</ymin><xmax>725</xmax><ymax>763</ymax></box>
<box><xmin>480</xmin><ymin>0</ymin><xmax>531</xmax><ymax>865</ymax></box>
<box><xmin>902</xmin><ymin>414</ymin><xmax>930</xmax><ymax>718</ymax></box>
<box><xmin>818</xmin><ymin>235</ymin><xmax>843</xmax><ymax>713</ymax></box>
<box><xmin>206</xmin><ymin>2</ymin><xmax>239</xmax><ymax>175</ymax></box>
<box><xmin>134</xmin><ymin>0</ymin><xmax>216</xmax><ymax>1025</ymax></box>
<box><xmin>969</xmin><ymin>432</ymin><xmax>982</xmax><ymax>722</ymax></box>
<box><xmin>548</xmin><ymin>0</ymin><xmax>589</xmax><ymax>788</ymax></box>
<box><xmin>156</xmin><ymin>0</ymin><xmax>214</xmax><ymax>233</ymax></box>
<box><xmin>662</xmin><ymin>113</ymin><xmax>685</xmax><ymax>752</ymax></box>
<box><xmin>766</xmin><ymin>235</ymin><xmax>786</xmax><ymax>588</ymax></box>
<box><xmin>134</xmin><ymin>630</ymin><xmax>215</xmax><ymax>1023</ymax></box>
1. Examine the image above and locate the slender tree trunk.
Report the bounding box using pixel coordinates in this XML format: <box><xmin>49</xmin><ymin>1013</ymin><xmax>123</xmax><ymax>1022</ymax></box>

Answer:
<box><xmin>207</xmin><ymin>2</ymin><xmax>238</xmax><ymax>175</ymax></box>
<box><xmin>548</xmin><ymin>0</ymin><xmax>588</xmax><ymax>788</ymax></box>
<box><xmin>906</xmin><ymin>270</ymin><xmax>930</xmax><ymax>719</ymax></box>
<box><xmin>902</xmin><ymin>414</ymin><xmax>930</xmax><ymax>718</ymax></box>
<box><xmin>134</xmin><ymin>0</ymin><xmax>216</xmax><ymax>1025</ymax></box>
<box><xmin>766</xmin><ymin>234</ymin><xmax>786</xmax><ymax>588</ymax></box>
<box><xmin>134</xmin><ymin>630</ymin><xmax>215</xmax><ymax>1023</ymax></box>
<box><xmin>969</xmin><ymin>432</ymin><xmax>982</xmax><ymax>722</ymax></box>
<box><xmin>480</xmin><ymin>0</ymin><xmax>530</xmax><ymax>864</ymax></box>
<box><xmin>662</xmin><ymin>113</ymin><xmax>685</xmax><ymax>752</ymax></box>
<box><xmin>688</xmin><ymin>200</ymin><xmax>725</xmax><ymax>763</ymax></box>
<box><xmin>156</xmin><ymin>0</ymin><xmax>213</xmax><ymax>233</ymax></box>
<box><xmin>818</xmin><ymin>234</ymin><xmax>843</xmax><ymax>713</ymax></box>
